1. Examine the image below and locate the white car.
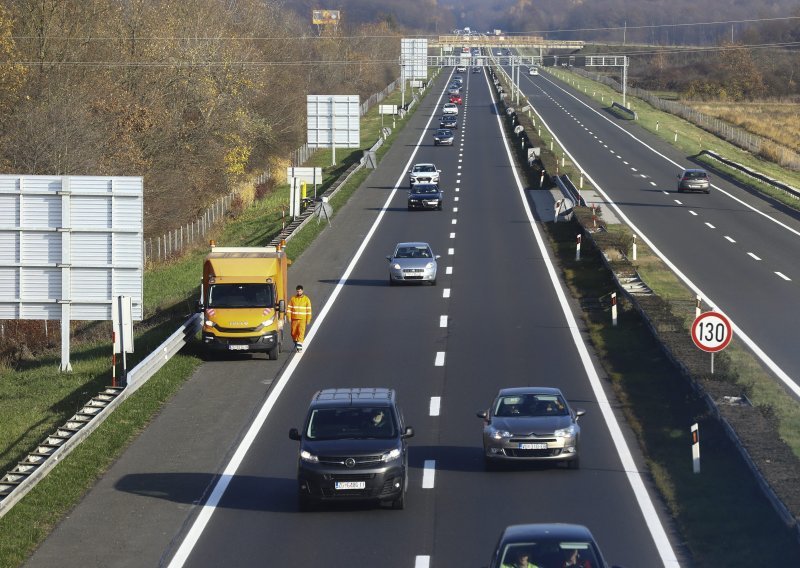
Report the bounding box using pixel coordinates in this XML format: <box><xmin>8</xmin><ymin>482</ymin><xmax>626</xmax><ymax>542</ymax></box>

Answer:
<box><xmin>529</xmin><ymin>67</ymin><xmax>539</xmax><ymax>76</ymax></box>
<box><xmin>456</xmin><ymin>65</ymin><xmax>467</xmax><ymax>72</ymax></box>
<box><xmin>442</xmin><ymin>103</ymin><xmax>459</xmax><ymax>115</ymax></box>
<box><xmin>408</xmin><ymin>163</ymin><xmax>441</xmax><ymax>187</ymax></box>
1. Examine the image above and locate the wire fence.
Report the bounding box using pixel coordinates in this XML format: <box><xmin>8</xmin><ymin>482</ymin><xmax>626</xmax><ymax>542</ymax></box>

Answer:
<box><xmin>574</xmin><ymin>68</ymin><xmax>800</xmax><ymax>171</ymax></box>
<box><xmin>144</xmin><ymin>77</ymin><xmax>403</xmax><ymax>265</ymax></box>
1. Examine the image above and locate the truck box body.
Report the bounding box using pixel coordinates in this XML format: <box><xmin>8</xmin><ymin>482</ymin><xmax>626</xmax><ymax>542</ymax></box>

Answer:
<box><xmin>201</xmin><ymin>246</ymin><xmax>288</xmax><ymax>359</ymax></box>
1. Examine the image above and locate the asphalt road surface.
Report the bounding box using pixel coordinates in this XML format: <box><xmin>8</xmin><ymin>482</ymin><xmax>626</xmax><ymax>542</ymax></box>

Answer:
<box><xmin>26</xmin><ymin>69</ymin><xmax>682</xmax><ymax>568</ymax></box>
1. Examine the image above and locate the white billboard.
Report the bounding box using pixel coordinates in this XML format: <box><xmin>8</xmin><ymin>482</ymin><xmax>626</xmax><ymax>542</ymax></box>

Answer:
<box><xmin>306</xmin><ymin>95</ymin><xmax>361</xmax><ymax>149</ymax></box>
<box><xmin>401</xmin><ymin>38</ymin><xmax>428</xmax><ymax>80</ymax></box>
<box><xmin>0</xmin><ymin>175</ymin><xmax>144</xmax><ymax>370</ymax></box>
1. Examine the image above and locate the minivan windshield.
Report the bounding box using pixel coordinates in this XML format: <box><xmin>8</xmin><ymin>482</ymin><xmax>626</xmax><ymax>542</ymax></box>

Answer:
<box><xmin>306</xmin><ymin>407</ymin><xmax>397</xmax><ymax>440</ymax></box>
<box><xmin>208</xmin><ymin>283</ymin><xmax>274</xmax><ymax>308</ymax></box>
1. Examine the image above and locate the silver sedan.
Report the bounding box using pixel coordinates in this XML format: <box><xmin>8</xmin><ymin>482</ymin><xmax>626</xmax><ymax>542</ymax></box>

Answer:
<box><xmin>386</xmin><ymin>242</ymin><xmax>440</xmax><ymax>286</ymax></box>
<box><xmin>477</xmin><ymin>387</ymin><xmax>584</xmax><ymax>469</ymax></box>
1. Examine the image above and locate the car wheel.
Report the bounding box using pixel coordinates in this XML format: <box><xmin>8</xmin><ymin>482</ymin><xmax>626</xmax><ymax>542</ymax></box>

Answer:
<box><xmin>429</xmin><ymin>278</ymin><xmax>437</xmax><ymax>286</ymax></box>
<box><xmin>389</xmin><ymin>278</ymin><xmax>396</xmax><ymax>286</ymax></box>
<box><xmin>267</xmin><ymin>344</ymin><xmax>279</xmax><ymax>360</ymax></box>
<box><xmin>390</xmin><ymin>490</ymin><xmax>405</xmax><ymax>510</ymax></box>
<box><xmin>704</xmin><ymin>189</ymin><xmax>710</xmax><ymax>194</ymax></box>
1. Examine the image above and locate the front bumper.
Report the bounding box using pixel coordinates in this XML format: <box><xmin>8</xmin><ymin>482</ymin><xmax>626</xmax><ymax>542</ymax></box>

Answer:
<box><xmin>434</xmin><ymin>138</ymin><xmax>454</xmax><ymax>145</ymax></box>
<box><xmin>483</xmin><ymin>435</ymin><xmax>579</xmax><ymax>462</ymax></box>
<box><xmin>389</xmin><ymin>266</ymin><xmax>437</xmax><ymax>283</ymax></box>
<box><xmin>298</xmin><ymin>463</ymin><xmax>405</xmax><ymax>502</ymax></box>
<box><xmin>202</xmin><ymin>330</ymin><xmax>278</xmax><ymax>353</ymax></box>
<box><xmin>408</xmin><ymin>199</ymin><xmax>441</xmax><ymax>210</ymax></box>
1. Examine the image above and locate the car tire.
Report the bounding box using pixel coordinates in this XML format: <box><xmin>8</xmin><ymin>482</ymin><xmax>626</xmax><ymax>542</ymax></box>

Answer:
<box><xmin>437</xmin><ymin>203</ymin><xmax>442</xmax><ymax>211</ymax></box>
<box><xmin>389</xmin><ymin>278</ymin><xmax>396</xmax><ymax>286</ymax></box>
<box><xmin>267</xmin><ymin>344</ymin><xmax>279</xmax><ymax>360</ymax></box>
<box><xmin>429</xmin><ymin>278</ymin><xmax>437</xmax><ymax>286</ymax></box>
<box><xmin>704</xmin><ymin>189</ymin><xmax>710</xmax><ymax>194</ymax></box>
<box><xmin>390</xmin><ymin>490</ymin><xmax>405</xmax><ymax>510</ymax></box>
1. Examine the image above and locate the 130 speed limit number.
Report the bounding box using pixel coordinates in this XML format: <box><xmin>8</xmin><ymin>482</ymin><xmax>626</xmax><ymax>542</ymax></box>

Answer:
<box><xmin>691</xmin><ymin>311</ymin><xmax>733</xmax><ymax>353</ymax></box>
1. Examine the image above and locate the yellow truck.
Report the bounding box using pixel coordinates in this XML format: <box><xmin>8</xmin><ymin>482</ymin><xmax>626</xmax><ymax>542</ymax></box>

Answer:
<box><xmin>199</xmin><ymin>245</ymin><xmax>288</xmax><ymax>359</ymax></box>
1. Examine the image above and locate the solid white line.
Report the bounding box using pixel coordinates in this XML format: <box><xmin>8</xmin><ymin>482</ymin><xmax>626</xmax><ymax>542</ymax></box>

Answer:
<box><xmin>489</xmin><ymin>69</ymin><xmax>680</xmax><ymax>567</ymax></box>
<box><xmin>450</xmin><ymin>232</ymin><xmax>456</xmax><ymax>238</ymax></box>
<box><xmin>689</xmin><ymin>211</ymin><xmax>698</xmax><ymax>216</ymax></box>
<box><xmin>446</xmin><ymin>266</ymin><xmax>453</xmax><ymax>274</ymax></box>
<box><xmin>725</xmin><ymin>236</ymin><xmax>736</xmax><ymax>243</ymax></box>
<box><xmin>434</xmin><ymin>352</ymin><xmax>445</xmax><ymax>366</ymax></box>
<box><xmin>705</xmin><ymin>222</ymin><xmax>716</xmax><ymax>229</ymax></box>
<box><xmin>422</xmin><ymin>460</ymin><xmax>436</xmax><ymax>488</ymax></box>
<box><xmin>748</xmin><ymin>252</ymin><xmax>762</xmax><ymax>260</ymax></box>
<box><xmin>448</xmin><ymin>248</ymin><xmax>454</xmax><ymax>255</ymax></box>
<box><xmin>415</xmin><ymin>556</ymin><xmax>431</xmax><ymax>568</ymax></box>
<box><xmin>443</xmin><ymin>288</ymin><xmax>451</xmax><ymax>298</ymax></box>
<box><xmin>776</xmin><ymin>272</ymin><xmax>791</xmax><ymax>281</ymax></box>
<box><xmin>166</xmin><ymin>69</ymin><xmax>456</xmax><ymax>568</ymax></box>
<box><xmin>439</xmin><ymin>315</ymin><xmax>448</xmax><ymax>328</ymax></box>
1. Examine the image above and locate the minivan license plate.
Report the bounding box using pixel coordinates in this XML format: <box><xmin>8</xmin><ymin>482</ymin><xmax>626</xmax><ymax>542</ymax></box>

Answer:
<box><xmin>519</xmin><ymin>443</ymin><xmax>547</xmax><ymax>450</ymax></box>
<box><xmin>335</xmin><ymin>481</ymin><xmax>365</xmax><ymax>490</ymax></box>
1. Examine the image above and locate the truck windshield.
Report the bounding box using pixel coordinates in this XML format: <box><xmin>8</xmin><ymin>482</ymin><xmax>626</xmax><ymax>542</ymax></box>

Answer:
<box><xmin>306</xmin><ymin>407</ymin><xmax>397</xmax><ymax>440</ymax></box>
<box><xmin>208</xmin><ymin>283</ymin><xmax>274</xmax><ymax>308</ymax></box>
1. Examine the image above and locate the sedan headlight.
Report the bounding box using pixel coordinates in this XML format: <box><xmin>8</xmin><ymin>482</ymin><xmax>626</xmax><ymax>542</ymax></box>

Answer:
<box><xmin>554</xmin><ymin>424</ymin><xmax>577</xmax><ymax>437</ymax></box>
<box><xmin>299</xmin><ymin>450</ymin><xmax>319</xmax><ymax>463</ymax></box>
<box><xmin>393</xmin><ymin>263</ymin><xmax>402</xmax><ymax>270</ymax></box>
<box><xmin>381</xmin><ymin>448</ymin><xmax>401</xmax><ymax>462</ymax></box>
<box><xmin>425</xmin><ymin>262</ymin><xmax>434</xmax><ymax>269</ymax></box>
<box><xmin>489</xmin><ymin>428</ymin><xmax>513</xmax><ymax>440</ymax></box>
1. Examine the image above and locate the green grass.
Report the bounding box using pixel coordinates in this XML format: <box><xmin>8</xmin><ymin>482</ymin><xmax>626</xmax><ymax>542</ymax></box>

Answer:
<box><xmin>547</xmin><ymin>220</ymin><xmax>800</xmax><ymax>566</ymax></box>
<box><xmin>0</xmin><ymin>73</ymin><xmax>432</xmax><ymax>567</ymax></box>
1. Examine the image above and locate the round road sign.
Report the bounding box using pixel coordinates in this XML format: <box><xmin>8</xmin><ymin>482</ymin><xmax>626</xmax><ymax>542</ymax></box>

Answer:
<box><xmin>691</xmin><ymin>311</ymin><xmax>733</xmax><ymax>353</ymax></box>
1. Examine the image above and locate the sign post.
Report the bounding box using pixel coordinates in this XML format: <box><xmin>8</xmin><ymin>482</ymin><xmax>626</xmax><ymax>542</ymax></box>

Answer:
<box><xmin>691</xmin><ymin>311</ymin><xmax>733</xmax><ymax>374</ymax></box>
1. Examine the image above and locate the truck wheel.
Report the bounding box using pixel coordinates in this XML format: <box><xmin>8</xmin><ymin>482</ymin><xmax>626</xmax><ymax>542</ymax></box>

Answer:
<box><xmin>267</xmin><ymin>345</ymin><xmax>279</xmax><ymax>360</ymax></box>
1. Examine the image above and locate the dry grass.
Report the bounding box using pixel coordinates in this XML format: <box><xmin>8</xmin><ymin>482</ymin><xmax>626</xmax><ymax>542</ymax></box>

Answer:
<box><xmin>687</xmin><ymin>101</ymin><xmax>800</xmax><ymax>153</ymax></box>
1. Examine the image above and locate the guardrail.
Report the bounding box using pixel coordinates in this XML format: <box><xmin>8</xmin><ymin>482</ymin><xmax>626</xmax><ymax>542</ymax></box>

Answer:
<box><xmin>700</xmin><ymin>150</ymin><xmax>800</xmax><ymax>200</ymax></box>
<box><xmin>0</xmin><ymin>313</ymin><xmax>201</xmax><ymax>518</ymax></box>
<box><xmin>611</xmin><ymin>102</ymin><xmax>637</xmax><ymax>120</ymax></box>
<box><xmin>553</xmin><ymin>174</ymin><xmax>586</xmax><ymax>208</ymax></box>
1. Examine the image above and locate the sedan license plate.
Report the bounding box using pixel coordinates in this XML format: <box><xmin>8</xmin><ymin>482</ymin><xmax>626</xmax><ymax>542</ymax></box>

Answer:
<box><xmin>228</xmin><ymin>344</ymin><xmax>249</xmax><ymax>351</ymax></box>
<box><xmin>334</xmin><ymin>481</ymin><xmax>365</xmax><ymax>490</ymax></box>
<box><xmin>519</xmin><ymin>442</ymin><xmax>547</xmax><ymax>450</ymax></box>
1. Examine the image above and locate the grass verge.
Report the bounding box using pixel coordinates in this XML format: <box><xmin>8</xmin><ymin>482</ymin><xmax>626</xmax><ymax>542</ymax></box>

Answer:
<box><xmin>0</xmin><ymin>72</ymin><xmax>434</xmax><ymax>567</ymax></box>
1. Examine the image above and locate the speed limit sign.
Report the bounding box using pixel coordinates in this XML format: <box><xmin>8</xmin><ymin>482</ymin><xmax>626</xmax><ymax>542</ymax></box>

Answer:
<box><xmin>691</xmin><ymin>311</ymin><xmax>733</xmax><ymax>353</ymax></box>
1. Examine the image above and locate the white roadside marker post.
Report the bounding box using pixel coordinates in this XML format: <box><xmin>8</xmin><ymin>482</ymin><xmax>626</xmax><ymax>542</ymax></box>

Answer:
<box><xmin>575</xmin><ymin>233</ymin><xmax>581</xmax><ymax>261</ymax></box>
<box><xmin>611</xmin><ymin>292</ymin><xmax>618</xmax><ymax>326</ymax></box>
<box><xmin>695</xmin><ymin>295</ymin><xmax>702</xmax><ymax>319</ymax></box>
<box><xmin>691</xmin><ymin>423</ymin><xmax>701</xmax><ymax>474</ymax></box>
<box><xmin>632</xmin><ymin>234</ymin><xmax>637</xmax><ymax>261</ymax></box>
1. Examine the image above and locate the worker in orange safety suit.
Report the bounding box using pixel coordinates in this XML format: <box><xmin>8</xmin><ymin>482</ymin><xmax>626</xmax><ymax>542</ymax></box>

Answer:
<box><xmin>287</xmin><ymin>285</ymin><xmax>312</xmax><ymax>352</ymax></box>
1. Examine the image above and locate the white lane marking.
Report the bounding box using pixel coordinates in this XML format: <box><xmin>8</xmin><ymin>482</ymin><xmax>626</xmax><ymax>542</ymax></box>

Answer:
<box><xmin>662</xmin><ymin>191</ymin><xmax>669</xmax><ymax>195</ymax></box>
<box><xmin>705</xmin><ymin>222</ymin><xmax>716</xmax><ymax>229</ymax></box>
<box><xmin>165</xmin><ymin>69</ymin><xmax>457</xmax><ymax>568</ymax></box>
<box><xmin>748</xmin><ymin>252</ymin><xmax>762</xmax><ymax>260</ymax></box>
<box><xmin>617</xmin><ymin>155</ymin><xmax>623</xmax><ymax>159</ymax></box>
<box><xmin>453</xmin><ymin>207</ymin><xmax>458</xmax><ymax>212</ymax></box>
<box><xmin>439</xmin><ymin>315</ymin><xmax>448</xmax><ymax>327</ymax></box>
<box><xmin>776</xmin><ymin>272</ymin><xmax>792</xmax><ymax>281</ymax></box>
<box><xmin>448</xmin><ymin>248</ymin><xmax>454</xmax><ymax>255</ymax></box>
<box><xmin>725</xmin><ymin>236</ymin><xmax>736</xmax><ymax>243</ymax></box>
<box><xmin>631</xmin><ymin>167</ymin><xmax>638</xmax><ymax>172</ymax></box>
<box><xmin>623</xmin><ymin>161</ymin><xmax>629</xmax><ymax>165</ymax></box>
<box><xmin>443</xmin><ymin>288</ymin><xmax>451</xmax><ymax>298</ymax></box>
<box><xmin>434</xmin><ymin>352</ymin><xmax>445</xmax><ymax>366</ymax></box>
<box><xmin>451</xmin><ymin>218</ymin><xmax>457</xmax><ymax>224</ymax></box>
<box><xmin>446</xmin><ymin>266</ymin><xmax>453</xmax><ymax>274</ymax></box>
<box><xmin>415</xmin><ymin>556</ymin><xmax>431</xmax><ymax>568</ymax></box>
<box><xmin>454</xmin><ymin>196</ymin><xmax>459</xmax><ymax>202</ymax></box>
<box><xmin>457</xmin><ymin>165</ymin><xmax>462</xmax><ymax>169</ymax></box>
<box><xmin>649</xmin><ymin>181</ymin><xmax>657</xmax><ymax>187</ymax></box>
<box><xmin>422</xmin><ymin>460</ymin><xmax>436</xmax><ymax>488</ymax></box>
<box><xmin>674</xmin><ymin>200</ymin><xmax>683</xmax><ymax>205</ymax></box>
<box><xmin>450</xmin><ymin>232</ymin><xmax>456</xmax><ymax>238</ymax></box>
<box><xmin>429</xmin><ymin>396</ymin><xmax>441</xmax><ymax>417</ymax></box>
<box><xmin>689</xmin><ymin>210</ymin><xmax>698</xmax><ymax>216</ymax></box>
<box><xmin>488</xmin><ymin>71</ymin><xmax>681</xmax><ymax>567</ymax></box>
<box><xmin>531</xmin><ymin>73</ymin><xmax>800</xmax><ymax>398</ymax></box>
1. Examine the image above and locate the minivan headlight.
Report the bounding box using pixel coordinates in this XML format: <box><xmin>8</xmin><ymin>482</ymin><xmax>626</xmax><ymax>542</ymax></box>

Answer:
<box><xmin>299</xmin><ymin>450</ymin><xmax>319</xmax><ymax>463</ymax></box>
<box><xmin>381</xmin><ymin>448</ymin><xmax>401</xmax><ymax>462</ymax></box>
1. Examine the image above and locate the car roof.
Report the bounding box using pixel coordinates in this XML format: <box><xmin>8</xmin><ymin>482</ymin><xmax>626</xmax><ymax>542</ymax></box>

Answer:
<box><xmin>413</xmin><ymin>163</ymin><xmax>436</xmax><ymax>168</ymax></box>
<box><xmin>682</xmin><ymin>168</ymin><xmax>707</xmax><ymax>174</ymax></box>
<box><xmin>395</xmin><ymin>241</ymin><xmax>431</xmax><ymax>248</ymax></box>
<box><xmin>497</xmin><ymin>386</ymin><xmax>563</xmax><ymax>397</ymax></box>
<box><xmin>311</xmin><ymin>388</ymin><xmax>395</xmax><ymax>408</ymax></box>
<box><xmin>500</xmin><ymin>523</ymin><xmax>595</xmax><ymax>543</ymax></box>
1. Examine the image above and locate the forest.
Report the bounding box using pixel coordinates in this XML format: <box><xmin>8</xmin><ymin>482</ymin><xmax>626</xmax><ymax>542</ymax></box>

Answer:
<box><xmin>0</xmin><ymin>0</ymin><xmax>401</xmax><ymax>237</ymax></box>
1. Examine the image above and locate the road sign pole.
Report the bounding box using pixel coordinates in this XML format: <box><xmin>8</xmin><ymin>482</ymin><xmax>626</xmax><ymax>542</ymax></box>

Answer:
<box><xmin>711</xmin><ymin>352</ymin><xmax>715</xmax><ymax>375</ymax></box>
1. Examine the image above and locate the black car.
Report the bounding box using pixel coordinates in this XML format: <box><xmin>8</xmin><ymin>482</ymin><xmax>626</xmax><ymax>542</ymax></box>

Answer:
<box><xmin>433</xmin><ymin>128</ymin><xmax>454</xmax><ymax>146</ymax></box>
<box><xmin>290</xmin><ymin>388</ymin><xmax>414</xmax><ymax>510</ymax></box>
<box><xmin>439</xmin><ymin>115</ymin><xmax>458</xmax><ymax>129</ymax></box>
<box><xmin>489</xmin><ymin>524</ymin><xmax>624</xmax><ymax>568</ymax></box>
<box><xmin>408</xmin><ymin>183</ymin><xmax>443</xmax><ymax>210</ymax></box>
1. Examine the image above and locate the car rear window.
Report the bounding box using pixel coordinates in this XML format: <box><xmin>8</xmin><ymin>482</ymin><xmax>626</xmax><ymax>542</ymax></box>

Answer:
<box><xmin>684</xmin><ymin>171</ymin><xmax>707</xmax><ymax>179</ymax></box>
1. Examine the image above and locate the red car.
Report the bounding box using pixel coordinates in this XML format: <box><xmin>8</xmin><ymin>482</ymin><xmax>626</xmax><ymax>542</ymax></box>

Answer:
<box><xmin>449</xmin><ymin>93</ymin><xmax>463</xmax><ymax>105</ymax></box>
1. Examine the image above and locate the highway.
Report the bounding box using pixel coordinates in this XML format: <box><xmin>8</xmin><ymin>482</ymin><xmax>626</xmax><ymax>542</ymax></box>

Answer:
<box><xmin>510</xmin><ymin>64</ymin><xmax>800</xmax><ymax>395</ymax></box>
<box><xmin>26</xmin><ymin>69</ymin><xmax>681</xmax><ymax>567</ymax></box>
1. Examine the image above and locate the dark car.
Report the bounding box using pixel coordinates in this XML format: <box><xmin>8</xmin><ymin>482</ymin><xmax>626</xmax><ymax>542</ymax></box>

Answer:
<box><xmin>677</xmin><ymin>168</ymin><xmax>710</xmax><ymax>193</ymax></box>
<box><xmin>489</xmin><ymin>524</ymin><xmax>624</xmax><ymax>568</ymax></box>
<box><xmin>290</xmin><ymin>388</ymin><xmax>414</xmax><ymax>510</ymax></box>
<box><xmin>408</xmin><ymin>183</ymin><xmax>443</xmax><ymax>210</ymax></box>
<box><xmin>439</xmin><ymin>115</ymin><xmax>458</xmax><ymax>129</ymax></box>
<box><xmin>433</xmin><ymin>128</ymin><xmax>454</xmax><ymax>146</ymax></box>
<box><xmin>472</xmin><ymin>67</ymin><xmax>481</xmax><ymax>74</ymax></box>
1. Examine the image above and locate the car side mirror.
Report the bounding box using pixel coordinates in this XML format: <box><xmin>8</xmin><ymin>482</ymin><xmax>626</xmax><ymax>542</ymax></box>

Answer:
<box><xmin>195</xmin><ymin>300</ymin><xmax>204</xmax><ymax>313</ymax></box>
<box><xmin>476</xmin><ymin>410</ymin><xmax>488</xmax><ymax>419</ymax></box>
<box><xmin>435</xmin><ymin>255</ymin><xmax>441</xmax><ymax>260</ymax></box>
<box><xmin>437</xmin><ymin>169</ymin><xmax>442</xmax><ymax>173</ymax></box>
<box><xmin>289</xmin><ymin>428</ymin><xmax>301</xmax><ymax>441</ymax></box>
<box><xmin>386</xmin><ymin>255</ymin><xmax>392</xmax><ymax>261</ymax></box>
<box><xmin>278</xmin><ymin>299</ymin><xmax>285</xmax><ymax>314</ymax></box>
<box><xmin>403</xmin><ymin>426</ymin><xmax>415</xmax><ymax>438</ymax></box>
<box><xmin>575</xmin><ymin>409</ymin><xmax>586</xmax><ymax>419</ymax></box>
